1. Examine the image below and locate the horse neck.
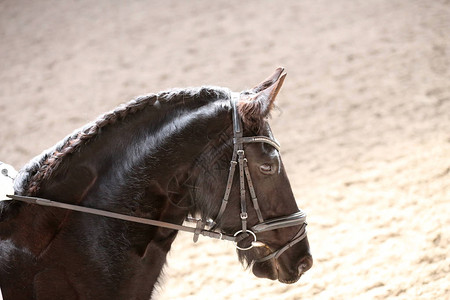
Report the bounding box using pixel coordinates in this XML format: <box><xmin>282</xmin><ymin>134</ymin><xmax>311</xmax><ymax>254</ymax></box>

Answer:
<box><xmin>3</xmin><ymin>98</ymin><xmax>230</xmax><ymax>256</ymax></box>
<box><xmin>0</xmin><ymin>92</ymin><xmax>234</xmax><ymax>300</ymax></box>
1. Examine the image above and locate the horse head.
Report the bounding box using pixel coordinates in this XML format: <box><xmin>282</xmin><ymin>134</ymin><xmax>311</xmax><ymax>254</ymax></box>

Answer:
<box><xmin>192</xmin><ymin>68</ymin><xmax>312</xmax><ymax>283</ymax></box>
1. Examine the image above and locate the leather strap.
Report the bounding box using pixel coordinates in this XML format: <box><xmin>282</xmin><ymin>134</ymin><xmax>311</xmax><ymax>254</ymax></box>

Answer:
<box><xmin>243</xmin><ymin>158</ymin><xmax>264</xmax><ymax>223</ymax></box>
<box><xmin>7</xmin><ymin>194</ymin><xmax>237</xmax><ymax>242</ymax></box>
<box><xmin>252</xmin><ymin>210</ymin><xmax>306</xmax><ymax>233</ymax></box>
<box><xmin>234</xmin><ymin>136</ymin><xmax>280</xmax><ymax>152</ymax></box>
<box><xmin>212</xmin><ymin>93</ymin><xmax>241</xmax><ymax>228</ymax></box>
<box><xmin>255</xmin><ymin>223</ymin><xmax>308</xmax><ymax>263</ymax></box>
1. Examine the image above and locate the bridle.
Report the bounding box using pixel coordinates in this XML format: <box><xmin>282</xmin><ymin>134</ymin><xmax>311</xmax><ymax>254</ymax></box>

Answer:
<box><xmin>210</xmin><ymin>92</ymin><xmax>308</xmax><ymax>261</ymax></box>
<box><xmin>6</xmin><ymin>92</ymin><xmax>308</xmax><ymax>263</ymax></box>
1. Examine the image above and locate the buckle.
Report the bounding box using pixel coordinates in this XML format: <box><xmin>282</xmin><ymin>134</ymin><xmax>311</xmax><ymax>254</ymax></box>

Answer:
<box><xmin>233</xmin><ymin>230</ymin><xmax>257</xmax><ymax>251</ymax></box>
<box><xmin>240</xmin><ymin>212</ymin><xmax>248</xmax><ymax>220</ymax></box>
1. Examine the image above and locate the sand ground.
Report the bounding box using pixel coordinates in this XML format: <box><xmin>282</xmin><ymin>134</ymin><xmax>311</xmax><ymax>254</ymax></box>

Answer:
<box><xmin>0</xmin><ymin>0</ymin><xmax>449</xmax><ymax>299</ymax></box>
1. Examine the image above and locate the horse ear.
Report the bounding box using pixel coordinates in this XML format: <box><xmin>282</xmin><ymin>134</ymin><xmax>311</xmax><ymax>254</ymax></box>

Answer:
<box><xmin>238</xmin><ymin>68</ymin><xmax>286</xmax><ymax>127</ymax></box>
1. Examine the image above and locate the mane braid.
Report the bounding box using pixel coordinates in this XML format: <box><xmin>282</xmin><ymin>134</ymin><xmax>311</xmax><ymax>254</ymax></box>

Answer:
<box><xmin>23</xmin><ymin>94</ymin><xmax>158</xmax><ymax>196</ymax></box>
<box><xmin>16</xmin><ymin>86</ymin><xmax>231</xmax><ymax>196</ymax></box>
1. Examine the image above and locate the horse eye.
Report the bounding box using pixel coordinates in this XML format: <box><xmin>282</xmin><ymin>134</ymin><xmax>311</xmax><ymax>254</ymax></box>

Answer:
<box><xmin>259</xmin><ymin>164</ymin><xmax>273</xmax><ymax>174</ymax></box>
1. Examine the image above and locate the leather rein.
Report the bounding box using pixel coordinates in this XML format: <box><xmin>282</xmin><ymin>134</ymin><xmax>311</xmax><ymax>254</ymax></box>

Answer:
<box><xmin>7</xmin><ymin>92</ymin><xmax>307</xmax><ymax>263</ymax></box>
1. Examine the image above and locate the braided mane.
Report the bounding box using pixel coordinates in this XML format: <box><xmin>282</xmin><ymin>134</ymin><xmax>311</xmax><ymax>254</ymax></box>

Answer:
<box><xmin>14</xmin><ymin>87</ymin><xmax>230</xmax><ymax>196</ymax></box>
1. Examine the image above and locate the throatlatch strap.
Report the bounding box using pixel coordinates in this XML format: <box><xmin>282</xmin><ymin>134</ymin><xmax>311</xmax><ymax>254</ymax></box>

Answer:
<box><xmin>213</xmin><ymin>159</ymin><xmax>237</xmax><ymax>227</ymax></box>
<box><xmin>212</xmin><ymin>93</ymin><xmax>241</xmax><ymax>227</ymax></box>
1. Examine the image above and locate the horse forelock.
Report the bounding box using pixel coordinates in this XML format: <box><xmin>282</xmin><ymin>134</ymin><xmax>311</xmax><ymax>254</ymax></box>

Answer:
<box><xmin>14</xmin><ymin>86</ymin><xmax>231</xmax><ymax>196</ymax></box>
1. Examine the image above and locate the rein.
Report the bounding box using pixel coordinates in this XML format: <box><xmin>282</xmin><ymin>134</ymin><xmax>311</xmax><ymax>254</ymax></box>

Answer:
<box><xmin>6</xmin><ymin>92</ymin><xmax>308</xmax><ymax>262</ymax></box>
<box><xmin>6</xmin><ymin>194</ymin><xmax>236</xmax><ymax>242</ymax></box>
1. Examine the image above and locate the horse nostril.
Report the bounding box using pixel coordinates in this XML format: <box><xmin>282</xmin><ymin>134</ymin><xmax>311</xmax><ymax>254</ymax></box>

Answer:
<box><xmin>298</xmin><ymin>255</ymin><xmax>313</xmax><ymax>274</ymax></box>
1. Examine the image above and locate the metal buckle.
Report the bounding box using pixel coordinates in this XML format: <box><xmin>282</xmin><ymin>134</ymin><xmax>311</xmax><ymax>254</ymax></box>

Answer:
<box><xmin>240</xmin><ymin>212</ymin><xmax>248</xmax><ymax>220</ymax></box>
<box><xmin>233</xmin><ymin>230</ymin><xmax>257</xmax><ymax>251</ymax></box>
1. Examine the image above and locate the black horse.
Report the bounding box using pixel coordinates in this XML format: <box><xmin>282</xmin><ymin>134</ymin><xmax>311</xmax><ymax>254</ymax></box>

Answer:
<box><xmin>0</xmin><ymin>68</ymin><xmax>312</xmax><ymax>299</ymax></box>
